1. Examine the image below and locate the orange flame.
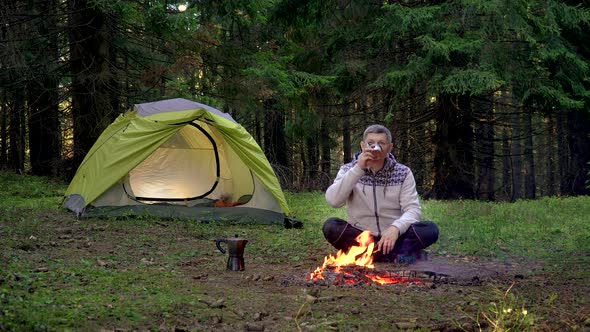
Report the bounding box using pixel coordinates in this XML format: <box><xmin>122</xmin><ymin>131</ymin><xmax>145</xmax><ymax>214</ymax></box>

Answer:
<box><xmin>309</xmin><ymin>231</ymin><xmax>375</xmax><ymax>280</ymax></box>
<box><xmin>308</xmin><ymin>231</ymin><xmax>420</xmax><ymax>285</ymax></box>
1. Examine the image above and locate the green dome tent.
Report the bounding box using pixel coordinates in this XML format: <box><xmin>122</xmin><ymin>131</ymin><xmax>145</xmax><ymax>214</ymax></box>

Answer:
<box><xmin>63</xmin><ymin>98</ymin><xmax>292</xmax><ymax>225</ymax></box>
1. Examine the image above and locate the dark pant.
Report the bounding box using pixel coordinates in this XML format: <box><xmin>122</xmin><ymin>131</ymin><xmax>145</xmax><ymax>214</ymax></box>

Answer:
<box><xmin>322</xmin><ymin>217</ymin><xmax>439</xmax><ymax>261</ymax></box>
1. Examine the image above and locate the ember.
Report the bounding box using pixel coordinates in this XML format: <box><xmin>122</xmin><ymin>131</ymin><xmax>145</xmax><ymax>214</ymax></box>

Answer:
<box><xmin>316</xmin><ymin>266</ymin><xmax>422</xmax><ymax>286</ymax></box>
<box><xmin>308</xmin><ymin>231</ymin><xmax>421</xmax><ymax>285</ymax></box>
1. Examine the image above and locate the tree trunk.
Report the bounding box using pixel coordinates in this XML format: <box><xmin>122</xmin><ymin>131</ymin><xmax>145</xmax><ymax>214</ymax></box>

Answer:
<box><xmin>305</xmin><ymin>132</ymin><xmax>319</xmax><ymax>189</ymax></box>
<box><xmin>262</xmin><ymin>99</ymin><xmax>288</xmax><ymax>167</ymax></box>
<box><xmin>254</xmin><ymin>109</ymin><xmax>262</xmax><ymax>145</ymax></box>
<box><xmin>319</xmin><ymin>114</ymin><xmax>331</xmax><ymax>189</ymax></box>
<box><xmin>557</xmin><ymin>110</ymin><xmax>570</xmax><ymax>195</ymax></box>
<box><xmin>544</xmin><ymin>115</ymin><xmax>556</xmax><ymax>196</ymax></box>
<box><xmin>475</xmin><ymin>94</ymin><xmax>495</xmax><ymax>200</ymax></box>
<box><xmin>411</xmin><ymin>120</ymin><xmax>428</xmax><ymax>193</ymax></box>
<box><xmin>393</xmin><ymin>103</ymin><xmax>409</xmax><ymax>162</ymax></box>
<box><xmin>405</xmin><ymin>87</ymin><xmax>429</xmax><ymax>193</ymax></box>
<box><xmin>69</xmin><ymin>0</ymin><xmax>117</xmax><ymax>166</ymax></box>
<box><xmin>431</xmin><ymin>94</ymin><xmax>475</xmax><ymax>199</ymax></box>
<box><xmin>566</xmin><ymin>109</ymin><xmax>590</xmax><ymax>195</ymax></box>
<box><xmin>108</xmin><ymin>14</ymin><xmax>120</xmax><ymax>117</ymax></box>
<box><xmin>342</xmin><ymin>102</ymin><xmax>352</xmax><ymax>163</ymax></box>
<box><xmin>523</xmin><ymin>107</ymin><xmax>536</xmax><ymax>199</ymax></box>
<box><xmin>511</xmin><ymin>107</ymin><xmax>523</xmax><ymax>201</ymax></box>
<box><xmin>123</xmin><ymin>52</ymin><xmax>131</xmax><ymax>111</ymax></box>
<box><xmin>27</xmin><ymin>80</ymin><xmax>61</xmax><ymax>176</ymax></box>
<box><xmin>27</xmin><ymin>0</ymin><xmax>61</xmax><ymax>176</ymax></box>
<box><xmin>0</xmin><ymin>97</ymin><xmax>7</xmax><ymax>168</ymax></box>
<box><xmin>298</xmin><ymin>142</ymin><xmax>306</xmax><ymax>190</ymax></box>
<box><xmin>501</xmin><ymin>127</ymin><xmax>512</xmax><ymax>200</ymax></box>
<box><xmin>9</xmin><ymin>93</ymin><xmax>26</xmax><ymax>173</ymax></box>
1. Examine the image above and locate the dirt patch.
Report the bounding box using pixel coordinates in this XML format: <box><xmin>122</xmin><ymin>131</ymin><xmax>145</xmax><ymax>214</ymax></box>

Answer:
<box><xmin>398</xmin><ymin>255</ymin><xmax>544</xmax><ymax>283</ymax></box>
<box><xmin>164</xmin><ymin>241</ymin><xmax>586</xmax><ymax>331</ymax></box>
<box><xmin>1</xmin><ymin>210</ymin><xmax>589</xmax><ymax>331</ymax></box>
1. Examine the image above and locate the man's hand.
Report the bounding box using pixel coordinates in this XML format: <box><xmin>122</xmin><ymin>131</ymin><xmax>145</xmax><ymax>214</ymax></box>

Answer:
<box><xmin>377</xmin><ymin>226</ymin><xmax>400</xmax><ymax>255</ymax></box>
<box><xmin>357</xmin><ymin>146</ymin><xmax>377</xmax><ymax>170</ymax></box>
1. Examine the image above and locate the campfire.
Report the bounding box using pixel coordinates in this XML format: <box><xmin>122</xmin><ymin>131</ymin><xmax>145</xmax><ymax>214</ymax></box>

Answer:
<box><xmin>308</xmin><ymin>231</ymin><xmax>421</xmax><ymax>286</ymax></box>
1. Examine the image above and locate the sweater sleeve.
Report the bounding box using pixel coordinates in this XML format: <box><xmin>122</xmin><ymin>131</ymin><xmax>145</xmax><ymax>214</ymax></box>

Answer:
<box><xmin>391</xmin><ymin>171</ymin><xmax>422</xmax><ymax>234</ymax></box>
<box><xmin>325</xmin><ymin>164</ymin><xmax>365</xmax><ymax>208</ymax></box>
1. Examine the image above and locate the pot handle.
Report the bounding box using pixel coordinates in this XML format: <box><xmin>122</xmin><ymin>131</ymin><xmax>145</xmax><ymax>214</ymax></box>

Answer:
<box><xmin>215</xmin><ymin>239</ymin><xmax>227</xmax><ymax>254</ymax></box>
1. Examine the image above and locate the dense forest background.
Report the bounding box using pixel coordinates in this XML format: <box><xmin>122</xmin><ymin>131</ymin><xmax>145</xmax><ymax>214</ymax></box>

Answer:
<box><xmin>1</xmin><ymin>0</ymin><xmax>589</xmax><ymax>201</ymax></box>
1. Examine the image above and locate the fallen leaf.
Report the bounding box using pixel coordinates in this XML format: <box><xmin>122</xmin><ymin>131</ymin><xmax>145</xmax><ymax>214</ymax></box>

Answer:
<box><xmin>140</xmin><ymin>257</ymin><xmax>154</xmax><ymax>265</ymax></box>
<box><xmin>243</xmin><ymin>322</ymin><xmax>265</xmax><ymax>331</ymax></box>
<box><xmin>253</xmin><ymin>312</ymin><xmax>267</xmax><ymax>321</ymax></box>
<box><xmin>229</xmin><ymin>308</ymin><xmax>245</xmax><ymax>318</ymax></box>
<box><xmin>210</xmin><ymin>299</ymin><xmax>225</xmax><ymax>308</ymax></box>
<box><xmin>395</xmin><ymin>322</ymin><xmax>417</xmax><ymax>329</ymax></box>
<box><xmin>199</xmin><ymin>298</ymin><xmax>225</xmax><ymax>309</ymax></box>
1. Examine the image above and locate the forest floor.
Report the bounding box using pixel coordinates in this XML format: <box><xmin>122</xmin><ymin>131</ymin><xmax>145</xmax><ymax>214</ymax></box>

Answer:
<box><xmin>1</xmin><ymin>208</ymin><xmax>588</xmax><ymax>331</ymax></box>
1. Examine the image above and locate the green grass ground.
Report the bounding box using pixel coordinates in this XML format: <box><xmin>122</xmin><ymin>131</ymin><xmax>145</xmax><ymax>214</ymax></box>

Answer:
<box><xmin>0</xmin><ymin>172</ymin><xmax>589</xmax><ymax>331</ymax></box>
<box><xmin>287</xmin><ymin>191</ymin><xmax>590</xmax><ymax>260</ymax></box>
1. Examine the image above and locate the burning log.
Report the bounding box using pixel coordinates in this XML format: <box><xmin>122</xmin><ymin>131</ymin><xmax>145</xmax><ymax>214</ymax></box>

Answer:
<box><xmin>311</xmin><ymin>265</ymin><xmax>424</xmax><ymax>286</ymax></box>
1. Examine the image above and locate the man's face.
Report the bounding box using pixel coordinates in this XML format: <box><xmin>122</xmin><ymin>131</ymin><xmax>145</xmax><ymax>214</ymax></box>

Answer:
<box><xmin>361</xmin><ymin>133</ymin><xmax>392</xmax><ymax>159</ymax></box>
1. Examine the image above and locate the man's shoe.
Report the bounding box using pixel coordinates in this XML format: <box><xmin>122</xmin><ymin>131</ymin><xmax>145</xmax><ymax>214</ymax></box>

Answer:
<box><xmin>415</xmin><ymin>249</ymin><xmax>428</xmax><ymax>261</ymax></box>
<box><xmin>396</xmin><ymin>254</ymin><xmax>417</xmax><ymax>265</ymax></box>
<box><xmin>396</xmin><ymin>250</ymin><xmax>428</xmax><ymax>265</ymax></box>
<box><xmin>374</xmin><ymin>250</ymin><xmax>428</xmax><ymax>264</ymax></box>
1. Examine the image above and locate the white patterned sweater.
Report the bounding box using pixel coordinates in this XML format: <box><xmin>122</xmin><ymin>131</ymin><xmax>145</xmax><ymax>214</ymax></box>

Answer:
<box><xmin>325</xmin><ymin>153</ymin><xmax>422</xmax><ymax>237</ymax></box>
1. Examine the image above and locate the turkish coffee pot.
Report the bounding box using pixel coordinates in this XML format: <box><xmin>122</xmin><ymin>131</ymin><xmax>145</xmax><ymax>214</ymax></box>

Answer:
<box><xmin>216</xmin><ymin>235</ymin><xmax>248</xmax><ymax>271</ymax></box>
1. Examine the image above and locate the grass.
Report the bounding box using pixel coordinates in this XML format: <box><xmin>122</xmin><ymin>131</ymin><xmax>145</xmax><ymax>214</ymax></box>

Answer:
<box><xmin>286</xmin><ymin>191</ymin><xmax>590</xmax><ymax>261</ymax></box>
<box><xmin>0</xmin><ymin>172</ymin><xmax>65</xmax><ymax>209</ymax></box>
<box><xmin>423</xmin><ymin>197</ymin><xmax>590</xmax><ymax>259</ymax></box>
<box><xmin>0</xmin><ymin>171</ymin><xmax>589</xmax><ymax>331</ymax></box>
<box><xmin>1</xmin><ymin>172</ymin><xmax>588</xmax><ymax>262</ymax></box>
<box><xmin>2</xmin><ymin>262</ymin><xmax>191</xmax><ymax>329</ymax></box>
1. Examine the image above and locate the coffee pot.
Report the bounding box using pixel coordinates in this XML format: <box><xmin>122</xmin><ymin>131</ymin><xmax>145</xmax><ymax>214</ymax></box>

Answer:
<box><xmin>216</xmin><ymin>235</ymin><xmax>248</xmax><ymax>271</ymax></box>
